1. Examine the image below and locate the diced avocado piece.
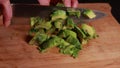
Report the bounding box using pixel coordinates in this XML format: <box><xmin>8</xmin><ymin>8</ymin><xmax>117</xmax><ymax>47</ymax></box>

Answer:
<box><xmin>46</xmin><ymin>27</ymin><xmax>56</xmax><ymax>36</ymax></box>
<box><xmin>66</xmin><ymin>36</ymin><xmax>81</xmax><ymax>49</ymax></box>
<box><xmin>59</xmin><ymin>43</ymin><xmax>80</xmax><ymax>58</ymax></box>
<box><xmin>60</xmin><ymin>45</ymin><xmax>74</xmax><ymax>54</ymax></box>
<box><xmin>35</xmin><ymin>20</ymin><xmax>52</xmax><ymax>30</ymax></box>
<box><xmin>30</xmin><ymin>17</ymin><xmax>42</xmax><ymax>27</ymax></box>
<box><xmin>83</xmin><ymin>9</ymin><xmax>96</xmax><ymax>19</ymax></box>
<box><xmin>81</xmin><ymin>39</ymin><xmax>88</xmax><ymax>45</ymax></box>
<box><xmin>29</xmin><ymin>28</ymin><xmax>45</xmax><ymax>36</ymax></box>
<box><xmin>51</xmin><ymin>10</ymin><xmax>67</xmax><ymax>21</ymax></box>
<box><xmin>54</xmin><ymin>19</ymin><xmax>64</xmax><ymax>30</ymax></box>
<box><xmin>71</xmin><ymin>47</ymin><xmax>80</xmax><ymax>58</ymax></box>
<box><xmin>74</xmin><ymin>26</ymin><xmax>87</xmax><ymax>39</ymax></box>
<box><xmin>66</xmin><ymin>18</ymin><xmax>75</xmax><ymax>29</ymax></box>
<box><xmin>67</xmin><ymin>8</ymin><xmax>81</xmax><ymax>18</ymax></box>
<box><xmin>58</xmin><ymin>29</ymin><xmax>77</xmax><ymax>38</ymax></box>
<box><xmin>58</xmin><ymin>37</ymin><xmax>80</xmax><ymax>58</ymax></box>
<box><xmin>81</xmin><ymin>24</ymin><xmax>96</xmax><ymax>39</ymax></box>
<box><xmin>56</xmin><ymin>3</ymin><xmax>65</xmax><ymax>7</ymax></box>
<box><xmin>29</xmin><ymin>32</ymin><xmax>49</xmax><ymax>45</ymax></box>
<box><xmin>40</xmin><ymin>36</ymin><xmax>66</xmax><ymax>52</ymax></box>
<box><xmin>57</xmin><ymin>29</ymin><xmax>82</xmax><ymax>56</ymax></box>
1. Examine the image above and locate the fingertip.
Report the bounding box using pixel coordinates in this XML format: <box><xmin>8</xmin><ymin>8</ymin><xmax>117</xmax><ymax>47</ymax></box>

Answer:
<box><xmin>1</xmin><ymin>0</ymin><xmax>12</xmax><ymax>27</ymax></box>
<box><xmin>72</xmin><ymin>0</ymin><xmax>78</xmax><ymax>8</ymax></box>
<box><xmin>38</xmin><ymin>0</ymin><xmax>50</xmax><ymax>6</ymax></box>
<box><xmin>63</xmin><ymin>0</ymin><xmax>71</xmax><ymax>7</ymax></box>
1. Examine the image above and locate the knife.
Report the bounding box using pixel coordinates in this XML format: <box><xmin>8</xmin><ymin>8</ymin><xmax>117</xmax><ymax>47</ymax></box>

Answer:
<box><xmin>11</xmin><ymin>4</ymin><xmax>106</xmax><ymax>25</ymax></box>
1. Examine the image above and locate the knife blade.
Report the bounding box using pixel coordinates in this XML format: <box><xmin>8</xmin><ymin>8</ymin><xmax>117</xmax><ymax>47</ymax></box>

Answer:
<box><xmin>11</xmin><ymin>4</ymin><xmax>106</xmax><ymax>25</ymax></box>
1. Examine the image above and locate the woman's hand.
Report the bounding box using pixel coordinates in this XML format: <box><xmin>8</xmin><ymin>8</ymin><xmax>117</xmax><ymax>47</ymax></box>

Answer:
<box><xmin>63</xmin><ymin>0</ymin><xmax>78</xmax><ymax>8</ymax></box>
<box><xmin>38</xmin><ymin>0</ymin><xmax>78</xmax><ymax>8</ymax></box>
<box><xmin>0</xmin><ymin>0</ymin><xmax>12</xmax><ymax>27</ymax></box>
<box><xmin>37</xmin><ymin>0</ymin><xmax>50</xmax><ymax>6</ymax></box>
<box><xmin>0</xmin><ymin>0</ymin><xmax>78</xmax><ymax>27</ymax></box>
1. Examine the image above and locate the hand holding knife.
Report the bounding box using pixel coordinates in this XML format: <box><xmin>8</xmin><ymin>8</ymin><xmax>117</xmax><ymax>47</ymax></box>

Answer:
<box><xmin>0</xmin><ymin>0</ymin><xmax>78</xmax><ymax>27</ymax></box>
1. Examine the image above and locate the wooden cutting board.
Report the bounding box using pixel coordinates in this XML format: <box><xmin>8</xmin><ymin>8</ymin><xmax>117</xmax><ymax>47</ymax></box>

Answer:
<box><xmin>0</xmin><ymin>3</ymin><xmax>120</xmax><ymax>68</ymax></box>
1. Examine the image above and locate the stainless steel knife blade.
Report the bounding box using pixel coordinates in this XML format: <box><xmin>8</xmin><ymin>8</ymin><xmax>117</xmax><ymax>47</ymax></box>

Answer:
<box><xmin>11</xmin><ymin>4</ymin><xmax>106</xmax><ymax>25</ymax></box>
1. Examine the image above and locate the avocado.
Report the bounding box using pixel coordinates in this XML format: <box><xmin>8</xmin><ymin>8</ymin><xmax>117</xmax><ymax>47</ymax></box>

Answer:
<box><xmin>29</xmin><ymin>32</ymin><xmax>49</xmax><ymax>45</ymax></box>
<box><xmin>56</xmin><ymin>3</ymin><xmax>65</xmax><ymax>7</ymax></box>
<box><xmin>83</xmin><ymin>9</ymin><xmax>96</xmax><ymax>19</ymax></box>
<box><xmin>34</xmin><ymin>20</ymin><xmax>52</xmax><ymax>30</ymax></box>
<box><xmin>51</xmin><ymin>10</ymin><xmax>67</xmax><ymax>21</ymax></box>
<box><xmin>54</xmin><ymin>19</ymin><xmax>64</xmax><ymax>30</ymax></box>
<box><xmin>81</xmin><ymin>24</ymin><xmax>96</xmax><ymax>39</ymax></box>
<box><xmin>66</xmin><ymin>18</ymin><xmax>75</xmax><ymax>29</ymax></box>
<box><xmin>30</xmin><ymin>17</ymin><xmax>42</xmax><ymax>27</ymax></box>
<box><xmin>67</xmin><ymin>8</ymin><xmax>81</xmax><ymax>18</ymax></box>
<box><xmin>81</xmin><ymin>39</ymin><xmax>88</xmax><ymax>45</ymax></box>
<box><xmin>74</xmin><ymin>26</ymin><xmax>87</xmax><ymax>39</ymax></box>
<box><xmin>58</xmin><ymin>29</ymin><xmax>77</xmax><ymax>38</ymax></box>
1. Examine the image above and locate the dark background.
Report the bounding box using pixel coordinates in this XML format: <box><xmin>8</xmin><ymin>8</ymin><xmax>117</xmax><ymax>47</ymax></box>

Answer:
<box><xmin>10</xmin><ymin>0</ymin><xmax>109</xmax><ymax>3</ymax></box>
<box><xmin>10</xmin><ymin>0</ymin><xmax>120</xmax><ymax>23</ymax></box>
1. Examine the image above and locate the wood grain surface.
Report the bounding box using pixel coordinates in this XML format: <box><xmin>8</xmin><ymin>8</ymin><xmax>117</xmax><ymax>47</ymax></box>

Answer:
<box><xmin>0</xmin><ymin>3</ymin><xmax>120</xmax><ymax>68</ymax></box>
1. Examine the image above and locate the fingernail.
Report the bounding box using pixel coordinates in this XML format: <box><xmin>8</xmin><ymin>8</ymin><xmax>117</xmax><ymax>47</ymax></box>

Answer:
<box><xmin>64</xmin><ymin>0</ymin><xmax>71</xmax><ymax>7</ymax></box>
<box><xmin>72</xmin><ymin>1</ymin><xmax>78</xmax><ymax>8</ymax></box>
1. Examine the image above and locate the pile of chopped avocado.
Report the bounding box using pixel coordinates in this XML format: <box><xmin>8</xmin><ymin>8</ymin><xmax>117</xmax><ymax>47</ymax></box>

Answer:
<box><xmin>28</xmin><ymin>8</ymin><xmax>98</xmax><ymax>58</ymax></box>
